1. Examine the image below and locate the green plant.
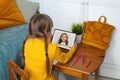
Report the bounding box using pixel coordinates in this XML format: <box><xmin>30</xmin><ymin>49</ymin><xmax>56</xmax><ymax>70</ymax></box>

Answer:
<box><xmin>72</xmin><ymin>23</ymin><xmax>83</xmax><ymax>35</ymax></box>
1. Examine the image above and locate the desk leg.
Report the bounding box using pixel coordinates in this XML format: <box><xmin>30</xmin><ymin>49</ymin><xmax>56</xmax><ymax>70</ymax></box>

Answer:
<box><xmin>82</xmin><ymin>74</ymin><xmax>88</xmax><ymax>80</ymax></box>
<box><xmin>95</xmin><ymin>68</ymin><xmax>99</xmax><ymax>80</ymax></box>
<box><xmin>53</xmin><ymin>71</ymin><xmax>59</xmax><ymax>80</ymax></box>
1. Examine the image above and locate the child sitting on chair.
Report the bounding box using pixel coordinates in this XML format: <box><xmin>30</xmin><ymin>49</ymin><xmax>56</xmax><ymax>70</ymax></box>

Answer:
<box><xmin>21</xmin><ymin>12</ymin><xmax>77</xmax><ymax>80</ymax></box>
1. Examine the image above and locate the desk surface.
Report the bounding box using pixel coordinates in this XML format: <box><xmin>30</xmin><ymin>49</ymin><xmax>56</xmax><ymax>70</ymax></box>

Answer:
<box><xmin>54</xmin><ymin>43</ymin><xmax>105</xmax><ymax>77</ymax></box>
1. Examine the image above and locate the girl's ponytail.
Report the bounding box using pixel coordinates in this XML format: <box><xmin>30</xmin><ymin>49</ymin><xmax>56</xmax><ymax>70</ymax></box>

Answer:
<box><xmin>44</xmin><ymin>33</ymin><xmax>50</xmax><ymax>77</ymax></box>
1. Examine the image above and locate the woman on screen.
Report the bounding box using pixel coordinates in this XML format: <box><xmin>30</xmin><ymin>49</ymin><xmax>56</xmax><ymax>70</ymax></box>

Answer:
<box><xmin>58</xmin><ymin>33</ymin><xmax>69</xmax><ymax>46</ymax></box>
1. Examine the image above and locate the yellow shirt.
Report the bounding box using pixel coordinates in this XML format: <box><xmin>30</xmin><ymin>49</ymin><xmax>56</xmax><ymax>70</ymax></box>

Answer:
<box><xmin>24</xmin><ymin>38</ymin><xmax>75</xmax><ymax>80</ymax></box>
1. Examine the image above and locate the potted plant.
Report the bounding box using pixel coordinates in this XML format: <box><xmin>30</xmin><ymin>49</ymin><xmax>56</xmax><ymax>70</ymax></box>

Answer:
<box><xmin>71</xmin><ymin>23</ymin><xmax>83</xmax><ymax>43</ymax></box>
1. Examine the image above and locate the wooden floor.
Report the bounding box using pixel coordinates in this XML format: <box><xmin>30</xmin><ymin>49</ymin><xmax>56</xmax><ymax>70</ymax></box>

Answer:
<box><xmin>55</xmin><ymin>72</ymin><xmax>119</xmax><ymax>80</ymax></box>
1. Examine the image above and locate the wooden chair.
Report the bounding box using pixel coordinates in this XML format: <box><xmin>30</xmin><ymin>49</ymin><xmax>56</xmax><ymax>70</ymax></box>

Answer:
<box><xmin>8</xmin><ymin>59</ymin><xmax>28</xmax><ymax>80</ymax></box>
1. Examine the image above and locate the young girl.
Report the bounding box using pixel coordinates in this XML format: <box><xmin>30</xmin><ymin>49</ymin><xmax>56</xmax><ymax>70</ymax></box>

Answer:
<box><xmin>21</xmin><ymin>12</ymin><xmax>77</xmax><ymax>80</ymax></box>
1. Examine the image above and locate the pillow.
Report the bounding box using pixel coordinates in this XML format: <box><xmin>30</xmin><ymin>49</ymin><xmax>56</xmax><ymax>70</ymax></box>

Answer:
<box><xmin>16</xmin><ymin>0</ymin><xmax>39</xmax><ymax>22</ymax></box>
<box><xmin>0</xmin><ymin>0</ymin><xmax>26</xmax><ymax>29</ymax></box>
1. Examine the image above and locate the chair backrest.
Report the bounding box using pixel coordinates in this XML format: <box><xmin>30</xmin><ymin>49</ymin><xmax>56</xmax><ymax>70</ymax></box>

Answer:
<box><xmin>8</xmin><ymin>59</ymin><xmax>28</xmax><ymax>80</ymax></box>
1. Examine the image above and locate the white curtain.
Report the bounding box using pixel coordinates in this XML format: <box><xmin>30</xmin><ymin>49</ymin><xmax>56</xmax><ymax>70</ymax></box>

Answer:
<box><xmin>39</xmin><ymin>0</ymin><xmax>87</xmax><ymax>32</ymax></box>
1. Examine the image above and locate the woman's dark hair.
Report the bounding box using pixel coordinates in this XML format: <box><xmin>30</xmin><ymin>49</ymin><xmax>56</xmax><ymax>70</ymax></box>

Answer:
<box><xmin>21</xmin><ymin>12</ymin><xmax>53</xmax><ymax>77</ymax></box>
<box><xmin>58</xmin><ymin>33</ymin><xmax>69</xmax><ymax>45</ymax></box>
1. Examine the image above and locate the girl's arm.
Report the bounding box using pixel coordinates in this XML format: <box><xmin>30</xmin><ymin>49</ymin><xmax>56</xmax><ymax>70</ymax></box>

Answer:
<box><xmin>54</xmin><ymin>43</ymin><xmax>77</xmax><ymax>63</ymax></box>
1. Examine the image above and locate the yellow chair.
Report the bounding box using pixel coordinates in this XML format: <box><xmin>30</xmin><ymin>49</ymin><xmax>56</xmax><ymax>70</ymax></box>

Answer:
<box><xmin>8</xmin><ymin>59</ymin><xmax>28</xmax><ymax>80</ymax></box>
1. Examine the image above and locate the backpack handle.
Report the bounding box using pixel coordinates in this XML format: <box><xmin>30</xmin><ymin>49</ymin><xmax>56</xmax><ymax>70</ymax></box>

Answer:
<box><xmin>98</xmin><ymin>16</ymin><xmax>106</xmax><ymax>23</ymax></box>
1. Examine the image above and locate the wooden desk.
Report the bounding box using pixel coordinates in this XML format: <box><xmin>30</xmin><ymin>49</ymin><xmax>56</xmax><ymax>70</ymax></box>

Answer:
<box><xmin>53</xmin><ymin>44</ymin><xmax>105</xmax><ymax>80</ymax></box>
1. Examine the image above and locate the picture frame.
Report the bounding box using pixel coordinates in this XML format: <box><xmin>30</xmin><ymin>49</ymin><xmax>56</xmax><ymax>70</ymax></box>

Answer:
<box><xmin>52</xmin><ymin>29</ymin><xmax>76</xmax><ymax>50</ymax></box>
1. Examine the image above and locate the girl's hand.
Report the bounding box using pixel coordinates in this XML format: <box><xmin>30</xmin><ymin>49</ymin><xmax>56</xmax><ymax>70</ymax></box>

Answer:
<box><xmin>73</xmin><ymin>42</ymin><xmax>78</xmax><ymax>49</ymax></box>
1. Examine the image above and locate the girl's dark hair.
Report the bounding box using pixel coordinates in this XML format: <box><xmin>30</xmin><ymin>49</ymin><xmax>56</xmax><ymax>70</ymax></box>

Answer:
<box><xmin>58</xmin><ymin>33</ymin><xmax>69</xmax><ymax>45</ymax></box>
<box><xmin>21</xmin><ymin>12</ymin><xmax>53</xmax><ymax>77</ymax></box>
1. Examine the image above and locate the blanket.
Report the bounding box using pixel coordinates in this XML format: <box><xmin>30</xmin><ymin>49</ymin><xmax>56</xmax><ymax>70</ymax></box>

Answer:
<box><xmin>0</xmin><ymin>23</ymin><xmax>29</xmax><ymax>80</ymax></box>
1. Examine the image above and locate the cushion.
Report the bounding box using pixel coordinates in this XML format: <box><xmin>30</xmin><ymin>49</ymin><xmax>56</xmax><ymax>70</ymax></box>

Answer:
<box><xmin>0</xmin><ymin>0</ymin><xmax>26</xmax><ymax>29</ymax></box>
<box><xmin>16</xmin><ymin>0</ymin><xmax>39</xmax><ymax>22</ymax></box>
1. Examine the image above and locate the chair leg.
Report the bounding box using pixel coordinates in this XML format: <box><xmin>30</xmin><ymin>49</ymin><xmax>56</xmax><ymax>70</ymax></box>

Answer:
<box><xmin>95</xmin><ymin>68</ymin><xmax>99</xmax><ymax>80</ymax></box>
